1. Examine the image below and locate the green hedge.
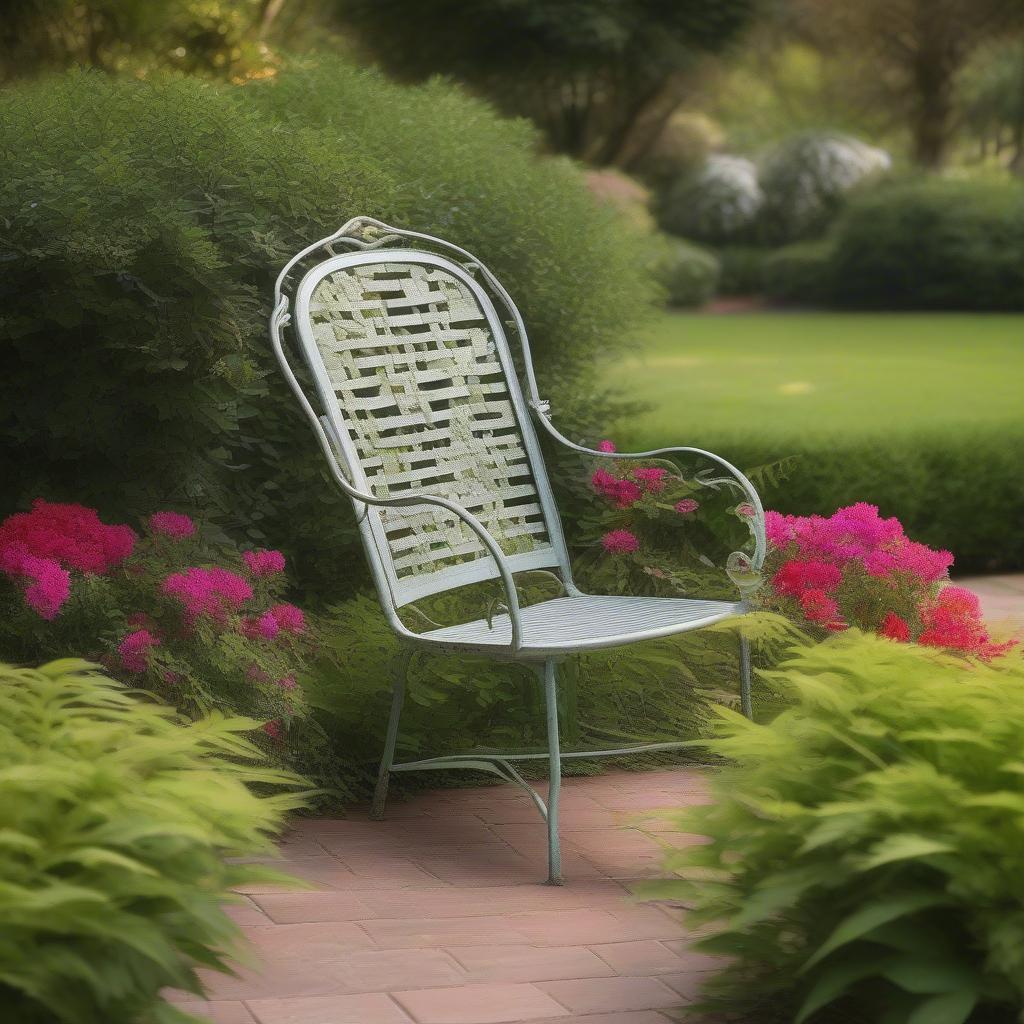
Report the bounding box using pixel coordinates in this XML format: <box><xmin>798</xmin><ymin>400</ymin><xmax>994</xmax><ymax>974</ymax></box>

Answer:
<box><xmin>765</xmin><ymin>177</ymin><xmax>1024</xmax><ymax>310</ymax></box>
<box><xmin>763</xmin><ymin>240</ymin><xmax>835</xmax><ymax>305</ymax></box>
<box><xmin>715</xmin><ymin>245</ymin><xmax>768</xmax><ymax>295</ymax></box>
<box><xmin>0</xmin><ymin>62</ymin><xmax>655</xmax><ymax>600</ymax></box>
<box><xmin>0</xmin><ymin>658</ymin><xmax>305</xmax><ymax>1023</ymax></box>
<box><xmin>649</xmin><ymin>235</ymin><xmax>720</xmax><ymax>308</ymax></box>
<box><xmin>714</xmin><ymin>429</ymin><xmax>1024</xmax><ymax>574</ymax></box>
<box><xmin>829</xmin><ymin>177</ymin><xmax>1024</xmax><ymax>310</ymax></box>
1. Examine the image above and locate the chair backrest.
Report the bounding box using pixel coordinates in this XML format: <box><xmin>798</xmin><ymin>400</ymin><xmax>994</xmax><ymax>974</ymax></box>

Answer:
<box><xmin>277</xmin><ymin>222</ymin><xmax>571</xmax><ymax>610</ymax></box>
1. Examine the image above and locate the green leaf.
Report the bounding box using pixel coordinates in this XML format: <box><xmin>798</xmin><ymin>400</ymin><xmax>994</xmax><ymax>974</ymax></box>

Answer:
<box><xmin>905</xmin><ymin>990</ymin><xmax>977</xmax><ymax>1024</ymax></box>
<box><xmin>857</xmin><ymin>834</ymin><xmax>955</xmax><ymax>872</ymax></box>
<box><xmin>801</xmin><ymin>892</ymin><xmax>949</xmax><ymax>973</ymax></box>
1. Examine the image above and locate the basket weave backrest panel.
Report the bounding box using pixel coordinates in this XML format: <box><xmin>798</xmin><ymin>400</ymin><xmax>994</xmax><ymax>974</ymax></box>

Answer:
<box><xmin>304</xmin><ymin>257</ymin><xmax>559</xmax><ymax>602</ymax></box>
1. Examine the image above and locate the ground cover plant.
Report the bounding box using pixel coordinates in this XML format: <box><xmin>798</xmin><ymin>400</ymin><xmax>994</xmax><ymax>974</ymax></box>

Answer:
<box><xmin>0</xmin><ymin>658</ymin><xmax>306</xmax><ymax>1024</ymax></box>
<box><xmin>606</xmin><ymin>311</ymin><xmax>1024</xmax><ymax>571</ymax></box>
<box><xmin>649</xmin><ymin>632</ymin><xmax>1024</xmax><ymax>1024</ymax></box>
<box><xmin>0</xmin><ymin>499</ymin><xmax>333</xmax><ymax>785</ymax></box>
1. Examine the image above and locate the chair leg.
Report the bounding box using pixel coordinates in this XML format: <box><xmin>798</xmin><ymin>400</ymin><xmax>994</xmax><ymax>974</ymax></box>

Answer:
<box><xmin>541</xmin><ymin>657</ymin><xmax>564</xmax><ymax>885</ymax></box>
<box><xmin>370</xmin><ymin>648</ymin><xmax>410</xmax><ymax>821</ymax></box>
<box><xmin>739</xmin><ymin>635</ymin><xmax>754</xmax><ymax>721</ymax></box>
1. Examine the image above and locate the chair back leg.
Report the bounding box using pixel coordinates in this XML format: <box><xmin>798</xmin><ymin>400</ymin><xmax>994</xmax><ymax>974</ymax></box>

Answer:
<box><xmin>739</xmin><ymin>635</ymin><xmax>754</xmax><ymax>720</ymax></box>
<box><xmin>371</xmin><ymin>648</ymin><xmax>411</xmax><ymax>820</ymax></box>
<box><xmin>541</xmin><ymin>657</ymin><xmax>564</xmax><ymax>885</ymax></box>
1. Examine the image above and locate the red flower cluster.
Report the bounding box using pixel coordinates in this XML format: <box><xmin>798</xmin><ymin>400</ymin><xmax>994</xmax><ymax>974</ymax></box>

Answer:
<box><xmin>0</xmin><ymin>500</ymin><xmax>136</xmax><ymax>619</ymax></box>
<box><xmin>162</xmin><ymin>566</ymin><xmax>254</xmax><ymax>623</ymax></box>
<box><xmin>592</xmin><ymin>465</ymin><xmax>668</xmax><ymax>510</ymax></box>
<box><xmin>765</xmin><ymin>503</ymin><xmax>1014</xmax><ymax>659</ymax></box>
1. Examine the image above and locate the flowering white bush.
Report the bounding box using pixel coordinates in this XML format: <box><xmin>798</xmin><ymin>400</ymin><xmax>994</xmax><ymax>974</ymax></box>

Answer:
<box><xmin>759</xmin><ymin>132</ymin><xmax>891</xmax><ymax>242</ymax></box>
<box><xmin>659</xmin><ymin>155</ymin><xmax>764</xmax><ymax>244</ymax></box>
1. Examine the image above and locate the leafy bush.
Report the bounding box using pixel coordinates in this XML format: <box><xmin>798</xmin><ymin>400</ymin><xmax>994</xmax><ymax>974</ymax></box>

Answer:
<box><xmin>715</xmin><ymin>245</ymin><xmax>768</xmax><ymax>295</ymax></box>
<box><xmin>649</xmin><ymin>236</ymin><xmax>721</xmax><ymax>308</ymax></box>
<box><xmin>652</xmin><ymin>633</ymin><xmax>1024</xmax><ymax>1024</ymax></box>
<box><xmin>0</xmin><ymin>500</ymin><xmax>334</xmax><ymax>785</ymax></box>
<box><xmin>0</xmin><ymin>658</ymin><xmax>305</xmax><ymax>1024</ymax></box>
<box><xmin>0</xmin><ymin>61</ymin><xmax>655</xmax><ymax>600</ymax></box>
<box><xmin>828</xmin><ymin>178</ymin><xmax>1024</xmax><ymax>310</ymax></box>
<box><xmin>758</xmin><ymin>132</ymin><xmax>891</xmax><ymax>244</ymax></box>
<box><xmin>758</xmin><ymin>503</ymin><xmax>1015</xmax><ymax>658</ymax></box>
<box><xmin>635</xmin><ymin>111</ymin><xmax>725</xmax><ymax>187</ymax></box>
<box><xmin>763</xmin><ymin>240</ymin><xmax>835</xmax><ymax>304</ymax></box>
<box><xmin>659</xmin><ymin>155</ymin><xmax>764</xmax><ymax>244</ymax></box>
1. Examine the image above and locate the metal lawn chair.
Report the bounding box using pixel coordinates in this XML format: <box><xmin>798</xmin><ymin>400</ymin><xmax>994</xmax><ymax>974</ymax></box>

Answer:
<box><xmin>270</xmin><ymin>217</ymin><xmax>765</xmax><ymax>884</ymax></box>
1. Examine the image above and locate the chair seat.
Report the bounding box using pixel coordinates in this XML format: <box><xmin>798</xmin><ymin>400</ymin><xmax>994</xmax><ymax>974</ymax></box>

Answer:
<box><xmin>419</xmin><ymin>594</ymin><xmax>742</xmax><ymax>657</ymax></box>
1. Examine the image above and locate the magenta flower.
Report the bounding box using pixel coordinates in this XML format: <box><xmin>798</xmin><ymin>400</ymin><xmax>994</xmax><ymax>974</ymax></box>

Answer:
<box><xmin>276</xmin><ymin>675</ymin><xmax>297</xmax><ymax>691</ymax></box>
<box><xmin>598</xmin><ymin>439</ymin><xmax>617</xmax><ymax>453</ymax></box>
<box><xmin>118</xmin><ymin>628</ymin><xmax>159</xmax><ymax>673</ymax></box>
<box><xmin>243</xmin><ymin>549</ymin><xmax>286</xmax><ymax>577</ymax></box>
<box><xmin>798</xmin><ymin>588</ymin><xmax>841</xmax><ymax>626</ymax></box>
<box><xmin>632</xmin><ymin>467</ymin><xmax>667</xmax><ymax>493</ymax></box>
<box><xmin>162</xmin><ymin>566</ymin><xmax>253</xmax><ymax>622</ymax></box>
<box><xmin>21</xmin><ymin>556</ymin><xmax>71</xmax><ymax>620</ymax></box>
<box><xmin>270</xmin><ymin>602</ymin><xmax>305</xmax><ymax>634</ymax></box>
<box><xmin>601</xmin><ymin>529</ymin><xmax>639</xmax><ymax>554</ymax></box>
<box><xmin>241</xmin><ymin>610</ymin><xmax>280</xmax><ymax>641</ymax></box>
<box><xmin>149</xmin><ymin>511</ymin><xmax>196</xmax><ymax>540</ymax></box>
<box><xmin>263</xmin><ymin>719</ymin><xmax>283</xmax><ymax>740</ymax></box>
<box><xmin>675</xmin><ymin>499</ymin><xmax>700</xmax><ymax>516</ymax></box>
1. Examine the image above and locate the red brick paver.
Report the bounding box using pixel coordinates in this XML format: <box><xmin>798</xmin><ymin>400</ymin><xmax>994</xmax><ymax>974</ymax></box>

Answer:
<box><xmin>169</xmin><ymin>768</ymin><xmax>716</xmax><ymax>1024</ymax></box>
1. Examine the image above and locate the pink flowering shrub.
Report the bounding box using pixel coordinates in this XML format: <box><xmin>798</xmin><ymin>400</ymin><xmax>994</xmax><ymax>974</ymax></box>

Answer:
<box><xmin>576</xmin><ymin>440</ymin><xmax>764</xmax><ymax>601</ymax></box>
<box><xmin>0</xmin><ymin>500</ymin><xmax>324</xmax><ymax>768</ymax></box>
<box><xmin>760</xmin><ymin>503</ymin><xmax>1015</xmax><ymax>660</ymax></box>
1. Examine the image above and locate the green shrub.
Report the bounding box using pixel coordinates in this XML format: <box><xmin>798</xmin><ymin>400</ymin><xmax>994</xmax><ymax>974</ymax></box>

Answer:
<box><xmin>829</xmin><ymin>177</ymin><xmax>1024</xmax><ymax>310</ymax></box>
<box><xmin>0</xmin><ymin>658</ymin><xmax>306</xmax><ymax>1024</ymax></box>
<box><xmin>715</xmin><ymin>245</ymin><xmax>769</xmax><ymax>295</ymax></box>
<box><xmin>764</xmin><ymin>240</ymin><xmax>836</xmax><ymax>305</ymax></box>
<box><xmin>0</xmin><ymin>61</ymin><xmax>655</xmax><ymax>600</ymax></box>
<box><xmin>649</xmin><ymin>235</ymin><xmax>720</xmax><ymax>308</ymax></box>
<box><xmin>651</xmin><ymin>632</ymin><xmax>1024</xmax><ymax>1024</ymax></box>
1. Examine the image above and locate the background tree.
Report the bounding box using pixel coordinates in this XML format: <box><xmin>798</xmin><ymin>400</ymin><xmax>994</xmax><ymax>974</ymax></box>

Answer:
<box><xmin>787</xmin><ymin>0</ymin><xmax>1024</xmax><ymax>167</ymax></box>
<box><xmin>329</xmin><ymin>0</ymin><xmax>757</xmax><ymax>166</ymax></box>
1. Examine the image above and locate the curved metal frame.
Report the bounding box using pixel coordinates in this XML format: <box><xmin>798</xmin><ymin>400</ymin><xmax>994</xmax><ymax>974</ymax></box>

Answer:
<box><xmin>270</xmin><ymin>216</ymin><xmax>762</xmax><ymax>884</ymax></box>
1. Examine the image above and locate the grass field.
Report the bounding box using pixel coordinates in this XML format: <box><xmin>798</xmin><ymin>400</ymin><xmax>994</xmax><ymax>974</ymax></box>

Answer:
<box><xmin>602</xmin><ymin>312</ymin><xmax>1024</xmax><ymax>572</ymax></box>
<box><xmin>610</xmin><ymin>312</ymin><xmax>1024</xmax><ymax>451</ymax></box>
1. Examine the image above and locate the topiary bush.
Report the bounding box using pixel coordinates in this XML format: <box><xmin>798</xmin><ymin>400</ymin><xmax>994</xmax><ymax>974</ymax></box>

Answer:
<box><xmin>0</xmin><ymin>60</ymin><xmax>655</xmax><ymax>601</ymax></box>
<box><xmin>651</xmin><ymin>632</ymin><xmax>1024</xmax><ymax>1024</ymax></box>
<box><xmin>658</xmin><ymin>155</ymin><xmax>764</xmax><ymax>245</ymax></box>
<box><xmin>649</xmin><ymin>235</ymin><xmax>721</xmax><ymax>308</ymax></box>
<box><xmin>0</xmin><ymin>658</ymin><xmax>306</xmax><ymax>1024</ymax></box>
<box><xmin>758</xmin><ymin>132</ymin><xmax>891</xmax><ymax>244</ymax></box>
<box><xmin>828</xmin><ymin>177</ymin><xmax>1024</xmax><ymax>310</ymax></box>
<box><xmin>763</xmin><ymin>239</ymin><xmax>836</xmax><ymax>305</ymax></box>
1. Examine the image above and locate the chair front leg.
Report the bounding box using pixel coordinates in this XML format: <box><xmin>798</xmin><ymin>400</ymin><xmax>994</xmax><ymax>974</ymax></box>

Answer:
<box><xmin>541</xmin><ymin>657</ymin><xmax>564</xmax><ymax>885</ymax></box>
<box><xmin>371</xmin><ymin>647</ymin><xmax>412</xmax><ymax>820</ymax></box>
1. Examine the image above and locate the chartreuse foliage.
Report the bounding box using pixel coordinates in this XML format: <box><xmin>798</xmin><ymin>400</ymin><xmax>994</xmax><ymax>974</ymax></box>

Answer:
<box><xmin>0</xmin><ymin>659</ymin><xmax>307</xmax><ymax>1024</ymax></box>
<box><xmin>647</xmin><ymin>631</ymin><xmax>1024</xmax><ymax>1024</ymax></box>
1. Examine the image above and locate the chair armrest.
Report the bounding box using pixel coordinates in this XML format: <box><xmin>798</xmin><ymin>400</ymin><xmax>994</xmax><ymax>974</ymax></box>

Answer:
<box><xmin>529</xmin><ymin>400</ymin><xmax>766</xmax><ymax>576</ymax></box>
<box><xmin>270</xmin><ymin>300</ymin><xmax>523</xmax><ymax>650</ymax></box>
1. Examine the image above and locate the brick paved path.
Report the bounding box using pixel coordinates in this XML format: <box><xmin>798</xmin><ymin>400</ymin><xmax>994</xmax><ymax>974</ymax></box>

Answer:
<box><xmin>171</xmin><ymin>575</ymin><xmax>1023</xmax><ymax>1024</ymax></box>
<box><xmin>171</xmin><ymin>768</ymin><xmax>715</xmax><ymax>1024</ymax></box>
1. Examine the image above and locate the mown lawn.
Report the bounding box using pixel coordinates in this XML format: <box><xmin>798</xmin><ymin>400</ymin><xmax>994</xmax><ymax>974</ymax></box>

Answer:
<box><xmin>610</xmin><ymin>312</ymin><xmax>1024</xmax><ymax>451</ymax></box>
<box><xmin>602</xmin><ymin>312</ymin><xmax>1024</xmax><ymax>572</ymax></box>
